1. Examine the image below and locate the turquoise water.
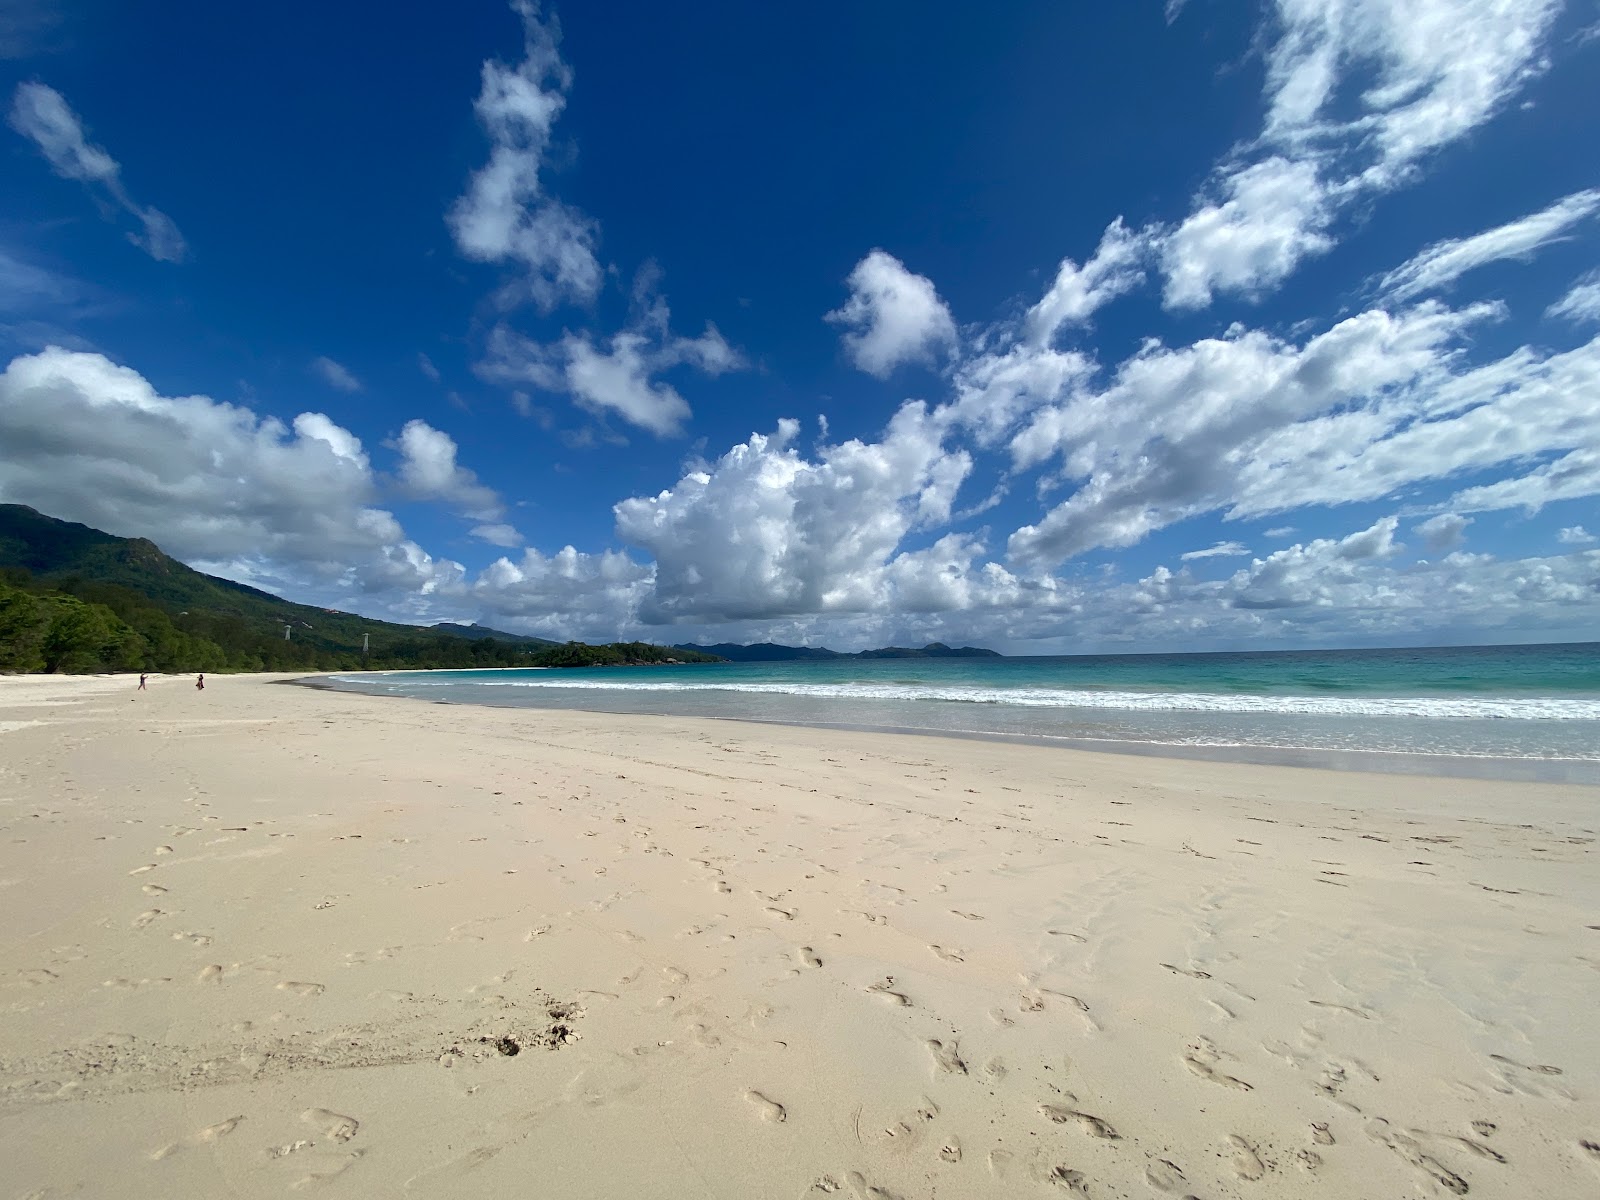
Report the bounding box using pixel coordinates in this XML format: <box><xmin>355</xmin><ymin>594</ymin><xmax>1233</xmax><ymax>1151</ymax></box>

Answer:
<box><xmin>326</xmin><ymin>642</ymin><xmax>1600</xmax><ymax>781</ymax></box>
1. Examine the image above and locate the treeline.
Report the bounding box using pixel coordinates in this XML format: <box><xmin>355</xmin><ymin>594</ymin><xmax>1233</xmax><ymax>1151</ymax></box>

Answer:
<box><xmin>0</xmin><ymin>568</ymin><xmax>720</xmax><ymax>674</ymax></box>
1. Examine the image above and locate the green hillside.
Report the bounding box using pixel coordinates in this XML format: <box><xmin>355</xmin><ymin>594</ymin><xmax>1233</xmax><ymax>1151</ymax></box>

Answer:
<box><xmin>0</xmin><ymin>504</ymin><xmax>720</xmax><ymax>674</ymax></box>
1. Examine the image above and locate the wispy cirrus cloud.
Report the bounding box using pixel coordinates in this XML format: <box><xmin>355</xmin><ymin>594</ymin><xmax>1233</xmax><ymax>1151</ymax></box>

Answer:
<box><xmin>7</xmin><ymin>82</ymin><xmax>186</xmax><ymax>262</ymax></box>
<box><xmin>1377</xmin><ymin>189</ymin><xmax>1600</xmax><ymax>303</ymax></box>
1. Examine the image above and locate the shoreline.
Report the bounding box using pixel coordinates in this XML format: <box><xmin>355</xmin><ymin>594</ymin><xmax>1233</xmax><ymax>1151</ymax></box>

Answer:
<box><xmin>3</xmin><ymin>675</ymin><xmax>1597</xmax><ymax>1198</ymax></box>
<box><xmin>305</xmin><ymin>674</ymin><xmax>1600</xmax><ymax>785</ymax></box>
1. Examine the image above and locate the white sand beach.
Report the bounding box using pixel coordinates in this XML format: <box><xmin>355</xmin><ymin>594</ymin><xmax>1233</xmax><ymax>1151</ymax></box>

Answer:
<box><xmin>1</xmin><ymin>673</ymin><xmax>1596</xmax><ymax>1199</ymax></box>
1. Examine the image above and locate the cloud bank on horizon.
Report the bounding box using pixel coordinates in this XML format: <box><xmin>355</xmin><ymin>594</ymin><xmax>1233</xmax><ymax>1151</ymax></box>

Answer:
<box><xmin>0</xmin><ymin>0</ymin><xmax>1596</xmax><ymax>652</ymax></box>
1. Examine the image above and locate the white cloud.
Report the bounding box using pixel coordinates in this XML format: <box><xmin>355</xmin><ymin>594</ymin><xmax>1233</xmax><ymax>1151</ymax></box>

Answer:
<box><xmin>1155</xmin><ymin>0</ymin><xmax>1564</xmax><ymax>309</ymax></box>
<box><xmin>1547</xmin><ymin>269</ymin><xmax>1600</xmax><ymax>324</ymax></box>
<box><xmin>480</xmin><ymin>292</ymin><xmax>742</xmax><ymax>437</ymax></box>
<box><xmin>613</xmin><ymin>403</ymin><xmax>972</xmax><ymax>621</ymax></box>
<box><xmin>1557</xmin><ymin>525</ymin><xmax>1595</xmax><ymax>544</ymax></box>
<box><xmin>1180</xmin><ymin>540</ymin><xmax>1251</xmax><ymax>561</ymax></box>
<box><xmin>470</xmin><ymin>522</ymin><xmax>524</xmax><ymax>547</ymax></box>
<box><xmin>1026</xmin><ymin>219</ymin><xmax>1147</xmax><ymax>342</ymax></box>
<box><xmin>1263</xmin><ymin>525</ymin><xmax>1296</xmax><ymax>538</ymax></box>
<box><xmin>1161</xmin><ymin>157</ymin><xmax>1333</xmax><ymax>310</ymax></box>
<box><xmin>473</xmin><ymin>544</ymin><xmax>653</xmax><ymax>640</ymax></box>
<box><xmin>417</xmin><ymin>352</ymin><xmax>442</xmax><ymax>382</ymax></box>
<box><xmin>827</xmin><ymin>250</ymin><xmax>957</xmax><ymax>378</ymax></box>
<box><xmin>447</xmin><ymin>0</ymin><xmax>600</xmax><ymax>310</ymax></box>
<box><xmin>1416</xmin><ymin>512</ymin><xmax>1472</xmax><ymax>552</ymax></box>
<box><xmin>0</xmin><ymin>347</ymin><xmax>461</xmax><ymax>599</ymax></box>
<box><xmin>1377</xmin><ymin>189</ymin><xmax>1600</xmax><ymax>303</ymax></box>
<box><xmin>393</xmin><ymin>419</ymin><xmax>503</xmax><ymax>518</ymax></box>
<box><xmin>8</xmin><ymin>82</ymin><xmax>186</xmax><ymax>262</ymax></box>
<box><xmin>311</xmin><ymin>355</ymin><xmax>362</xmax><ymax>393</ymax></box>
<box><xmin>1004</xmin><ymin>301</ymin><xmax>1499</xmax><ymax>565</ymax></box>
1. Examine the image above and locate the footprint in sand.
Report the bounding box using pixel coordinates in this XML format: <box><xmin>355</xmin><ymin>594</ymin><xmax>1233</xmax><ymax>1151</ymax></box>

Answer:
<box><xmin>301</xmin><ymin>1108</ymin><xmax>360</xmax><ymax>1142</ymax></box>
<box><xmin>925</xmin><ymin>1039</ymin><xmax>968</xmax><ymax>1075</ymax></box>
<box><xmin>129</xmin><ymin>864</ymin><xmax>158</xmax><ymax>875</ymax></box>
<box><xmin>796</xmin><ymin>947</ymin><xmax>822</xmax><ymax>969</ymax></box>
<box><xmin>196</xmin><ymin>965</ymin><xmax>223</xmax><ymax>984</ymax></box>
<box><xmin>1364</xmin><ymin>1119</ymin><xmax>1468</xmax><ymax>1195</ymax></box>
<box><xmin>845</xmin><ymin>1171</ymin><xmax>902</xmax><ymax>1200</ymax></box>
<box><xmin>765</xmin><ymin>906</ymin><xmax>796</xmax><ymax>921</ymax></box>
<box><xmin>950</xmin><ymin>910</ymin><xmax>985</xmax><ymax>921</ymax></box>
<box><xmin>1047</xmin><ymin>1165</ymin><xmax>1090</xmax><ymax>1194</ymax></box>
<box><xmin>277</xmin><ymin>981</ymin><xmax>326</xmax><ymax>997</ymax></box>
<box><xmin>1184</xmin><ymin>1040</ymin><xmax>1252</xmax><ymax>1091</ymax></box>
<box><xmin>1227</xmin><ymin>1135</ymin><xmax>1266</xmax><ymax>1181</ymax></box>
<box><xmin>929</xmin><ymin>944</ymin><xmax>964</xmax><ymax>963</ymax></box>
<box><xmin>744</xmin><ymin>1089</ymin><xmax>786</xmax><ymax>1123</ymax></box>
<box><xmin>865</xmin><ymin>977</ymin><xmax>910</xmax><ymax>1006</ymax></box>
<box><xmin>1039</xmin><ymin>1103</ymin><xmax>1119</xmax><ymax>1139</ymax></box>
<box><xmin>1489</xmin><ymin>1052</ymin><xmax>1563</xmax><ymax>1075</ymax></box>
<box><xmin>131</xmin><ymin>910</ymin><xmax>166</xmax><ymax>929</ymax></box>
<box><xmin>1161</xmin><ymin>962</ymin><xmax>1212</xmax><ymax>980</ymax></box>
<box><xmin>141</xmin><ymin>883</ymin><xmax>167</xmax><ymax>895</ymax></box>
<box><xmin>150</xmin><ymin>1115</ymin><xmax>244</xmax><ymax>1160</ymax></box>
<box><xmin>1311</xmin><ymin>1122</ymin><xmax>1335</xmax><ymax>1145</ymax></box>
<box><xmin>290</xmin><ymin>1150</ymin><xmax>364</xmax><ymax>1191</ymax></box>
<box><xmin>1145</xmin><ymin>1159</ymin><xmax>1187</xmax><ymax>1191</ymax></box>
<box><xmin>939</xmin><ymin>1137</ymin><xmax>962</xmax><ymax>1163</ymax></box>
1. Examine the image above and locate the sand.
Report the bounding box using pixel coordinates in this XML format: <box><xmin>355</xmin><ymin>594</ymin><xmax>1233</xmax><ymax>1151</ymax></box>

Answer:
<box><xmin>1</xmin><ymin>673</ymin><xmax>1596</xmax><ymax>1199</ymax></box>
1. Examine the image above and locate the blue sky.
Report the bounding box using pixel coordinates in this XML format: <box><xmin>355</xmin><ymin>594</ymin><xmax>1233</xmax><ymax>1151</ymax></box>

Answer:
<box><xmin>2</xmin><ymin>0</ymin><xmax>1598</xmax><ymax>652</ymax></box>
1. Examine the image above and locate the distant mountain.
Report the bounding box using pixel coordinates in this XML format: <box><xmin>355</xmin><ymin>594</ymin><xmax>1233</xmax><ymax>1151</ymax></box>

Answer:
<box><xmin>675</xmin><ymin>640</ymin><xmax>1001</xmax><ymax>662</ymax></box>
<box><xmin>429</xmin><ymin>622</ymin><xmax>555</xmax><ymax>646</ymax></box>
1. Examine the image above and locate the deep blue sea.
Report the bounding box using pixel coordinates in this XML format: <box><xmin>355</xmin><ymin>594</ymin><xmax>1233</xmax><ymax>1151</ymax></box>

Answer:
<box><xmin>325</xmin><ymin>642</ymin><xmax>1600</xmax><ymax>782</ymax></box>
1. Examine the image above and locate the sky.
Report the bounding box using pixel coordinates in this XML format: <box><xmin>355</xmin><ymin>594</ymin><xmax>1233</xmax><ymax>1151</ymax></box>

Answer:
<box><xmin>1</xmin><ymin>0</ymin><xmax>1598</xmax><ymax>653</ymax></box>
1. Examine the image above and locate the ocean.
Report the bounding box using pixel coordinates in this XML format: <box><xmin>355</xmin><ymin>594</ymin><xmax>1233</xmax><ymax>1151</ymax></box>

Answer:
<box><xmin>324</xmin><ymin>642</ymin><xmax>1600</xmax><ymax>783</ymax></box>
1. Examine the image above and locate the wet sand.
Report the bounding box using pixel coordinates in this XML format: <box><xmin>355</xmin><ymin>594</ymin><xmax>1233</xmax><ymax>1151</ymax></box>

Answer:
<box><xmin>2</xmin><ymin>673</ymin><xmax>1597</xmax><ymax>1198</ymax></box>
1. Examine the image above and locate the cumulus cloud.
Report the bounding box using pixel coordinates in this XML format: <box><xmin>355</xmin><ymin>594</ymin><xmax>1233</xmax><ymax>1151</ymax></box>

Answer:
<box><xmin>827</xmin><ymin>250</ymin><xmax>957</xmax><ymax>378</ymax></box>
<box><xmin>0</xmin><ymin>347</ymin><xmax>462</xmax><ymax>599</ymax></box>
<box><xmin>447</xmin><ymin>0</ymin><xmax>600</xmax><ymax>310</ymax></box>
<box><xmin>1416</xmin><ymin>512</ymin><xmax>1472</xmax><ymax>552</ymax></box>
<box><xmin>1026</xmin><ymin>219</ymin><xmax>1147</xmax><ymax>341</ymax></box>
<box><xmin>311</xmin><ymin>355</ymin><xmax>362</xmax><ymax>392</ymax></box>
<box><xmin>1161</xmin><ymin>157</ymin><xmax>1333</xmax><ymax>310</ymax></box>
<box><xmin>472</xmin><ymin>544</ymin><xmax>653</xmax><ymax>640</ymax></box>
<box><xmin>1547</xmin><ymin>269</ymin><xmax>1600</xmax><ymax>324</ymax></box>
<box><xmin>1377</xmin><ymin>190</ymin><xmax>1600</xmax><ymax>303</ymax></box>
<box><xmin>480</xmin><ymin>289</ymin><xmax>741</xmax><ymax>436</ymax></box>
<box><xmin>613</xmin><ymin>403</ymin><xmax>972</xmax><ymax>621</ymax></box>
<box><xmin>1557</xmin><ymin>525</ymin><xmax>1595</xmax><ymax>544</ymax></box>
<box><xmin>1003</xmin><ymin>302</ymin><xmax>1502</xmax><ymax>565</ymax></box>
<box><xmin>1180</xmin><ymin>541</ymin><xmax>1251</xmax><ymax>562</ymax></box>
<box><xmin>8</xmin><ymin>82</ymin><xmax>186</xmax><ymax>262</ymax></box>
<box><xmin>393</xmin><ymin>419</ymin><xmax>503</xmax><ymax>518</ymax></box>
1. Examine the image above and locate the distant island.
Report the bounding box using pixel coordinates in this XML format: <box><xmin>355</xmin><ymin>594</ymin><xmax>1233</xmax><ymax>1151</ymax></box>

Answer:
<box><xmin>675</xmin><ymin>641</ymin><xmax>1001</xmax><ymax>662</ymax></box>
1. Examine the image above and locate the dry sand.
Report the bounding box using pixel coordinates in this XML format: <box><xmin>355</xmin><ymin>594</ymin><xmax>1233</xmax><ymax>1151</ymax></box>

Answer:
<box><xmin>1</xmin><ymin>673</ymin><xmax>1597</xmax><ymax>1199</ymax></box>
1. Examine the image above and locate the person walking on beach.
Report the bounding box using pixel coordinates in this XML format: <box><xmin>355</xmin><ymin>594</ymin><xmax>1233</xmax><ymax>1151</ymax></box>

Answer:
<box><xmin>138</xmin><ymin>673</ymin><xmax>147</xmax><ymax>691</ymax></box>
<box><xmin>195</xmin><ymin>673</ymin><xmax>205</xmax><ymax>691</ymax></box>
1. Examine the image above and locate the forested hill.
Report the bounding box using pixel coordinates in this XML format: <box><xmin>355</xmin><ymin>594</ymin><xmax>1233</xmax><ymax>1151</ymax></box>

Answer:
<box><xmin>0</xmin><ymin>504</ymin><xmax>721</xmax><ymax>674</ymax></box>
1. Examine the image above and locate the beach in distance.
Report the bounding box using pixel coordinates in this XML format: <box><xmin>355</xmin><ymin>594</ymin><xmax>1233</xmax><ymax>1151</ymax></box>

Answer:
<box><xmin>1</xmin><ymin>672</ymin><xmax>1597</xmax><ymax>1199</ymax></box>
